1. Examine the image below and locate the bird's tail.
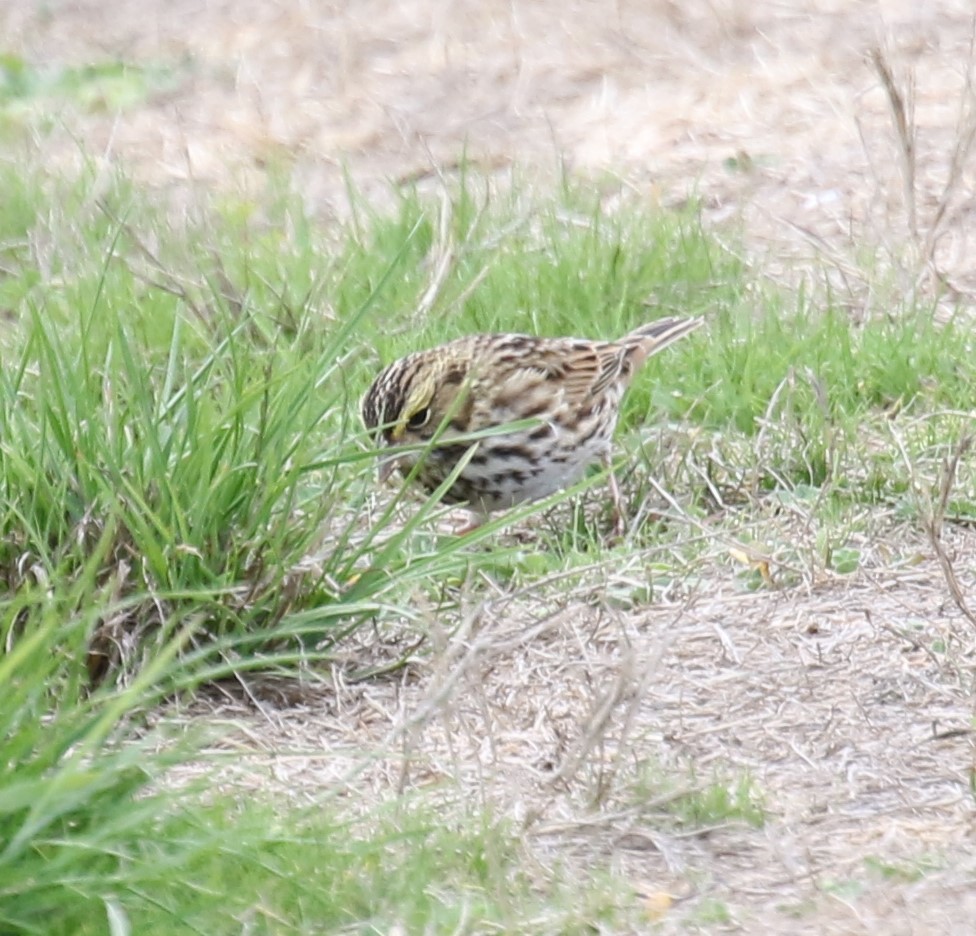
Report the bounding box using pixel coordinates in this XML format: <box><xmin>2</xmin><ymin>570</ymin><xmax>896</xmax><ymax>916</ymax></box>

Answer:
<box><xmin>622</xmin><ymin>316</ymin><xmax>704</xmax><ymax>371</ymax></box>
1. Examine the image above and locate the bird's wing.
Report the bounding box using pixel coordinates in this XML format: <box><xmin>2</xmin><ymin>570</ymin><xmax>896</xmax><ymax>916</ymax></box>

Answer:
<box><xmin>512</xmin><ymin>339</ymin><xmax>623</xmax><ymax>404</ymax></box>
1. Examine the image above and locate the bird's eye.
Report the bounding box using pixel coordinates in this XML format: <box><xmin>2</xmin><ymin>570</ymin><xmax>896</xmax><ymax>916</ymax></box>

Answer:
<box><xmin>405</xmin><ymin>407</ymin><xmax>431</xmax><ymax>430</ymax></box>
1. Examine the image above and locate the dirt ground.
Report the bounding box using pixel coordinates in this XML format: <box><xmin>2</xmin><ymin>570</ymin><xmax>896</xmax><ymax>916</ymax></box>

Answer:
<box><xmin>6</xmin><ymin>1</ymin><xmax>976</xmax><ymax>931</ymax></box>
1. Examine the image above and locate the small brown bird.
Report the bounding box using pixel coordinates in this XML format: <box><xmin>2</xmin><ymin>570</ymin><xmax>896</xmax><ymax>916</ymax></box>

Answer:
<box><xmin>361</xmin><ymin>316</ymin><xmax>703</xmax><ymax>529</ymax></box>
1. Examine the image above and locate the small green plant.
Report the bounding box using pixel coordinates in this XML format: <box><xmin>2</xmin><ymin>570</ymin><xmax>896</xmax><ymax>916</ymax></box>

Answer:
<box><xmin>670</xmin><ymin>774</ymin><xmax>766</xmax><ymax>829</ymax></box>
<box><xmin>821</xmin><ymin>877</ymin><xmax>864</xmax><ymax>900</ymax></box>
<box><xmin>691</xmin><ymin>897</ymin><xmax>734</xmax><ymax>926</ymax></box>
<box><xmin>0</xmin><ymin>55</ymin><xmax>177</xmax><ymax>111</ymax></box>
<box><xmin>829</xmin><ymin>546</ymin><xmax>862</xmax><ymax>574</ymax></box>
<box><xmin>631</xmin><ymin>761</ymin><xmax>765</xmax><ymax>829</ymax></box>
<box><xmin>863</xmin><ymin>855</ymin><xmax>938</xmax><ymax>883</ymax></box>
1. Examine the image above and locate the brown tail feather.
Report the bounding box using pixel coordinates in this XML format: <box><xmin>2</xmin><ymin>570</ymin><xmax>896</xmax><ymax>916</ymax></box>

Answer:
<box><xmin>623</xmin><ymin>315</ymin><xmax>704</xmax><ymax>371</ymax></box>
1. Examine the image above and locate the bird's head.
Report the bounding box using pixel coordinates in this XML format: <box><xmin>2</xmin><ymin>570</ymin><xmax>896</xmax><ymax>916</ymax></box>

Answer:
<box><xmin>361</xmin><ymin>351</ymin><xmax>473</xmax><ymax>480</ymax></box>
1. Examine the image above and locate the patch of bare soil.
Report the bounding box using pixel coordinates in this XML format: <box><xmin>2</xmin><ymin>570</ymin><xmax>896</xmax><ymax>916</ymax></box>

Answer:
<box><xmin>174</xmin><ymin>527</ymin><xmax>976</xmax><ymax>932</ymax></box>
<box><xmin>7</xmin><ymin>1</ymin><xmax>976</xmax><ymax>930</ymax></box>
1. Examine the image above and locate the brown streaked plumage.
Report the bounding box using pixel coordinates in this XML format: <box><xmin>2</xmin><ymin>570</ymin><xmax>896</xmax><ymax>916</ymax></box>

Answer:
<box><xmin>361</xmin><ymin>316</ymin><xmax>703</xmax><ymax>527</ymax></box>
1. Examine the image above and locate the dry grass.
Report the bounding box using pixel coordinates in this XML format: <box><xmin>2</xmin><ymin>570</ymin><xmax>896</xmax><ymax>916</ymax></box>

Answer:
<box><xmin>4</xmin><ymin>3</ymin><xmax>975</xmax><ymax>283</ymax></box>
<box><xmin>5</xmin><ymin>1</ymin><xmax>976</xmax><ymax>299</ymax></box>
<box><xmin>164</xmin><ymin>523</ymin><xmax>976</xmax><ymax>929</ymax></box>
